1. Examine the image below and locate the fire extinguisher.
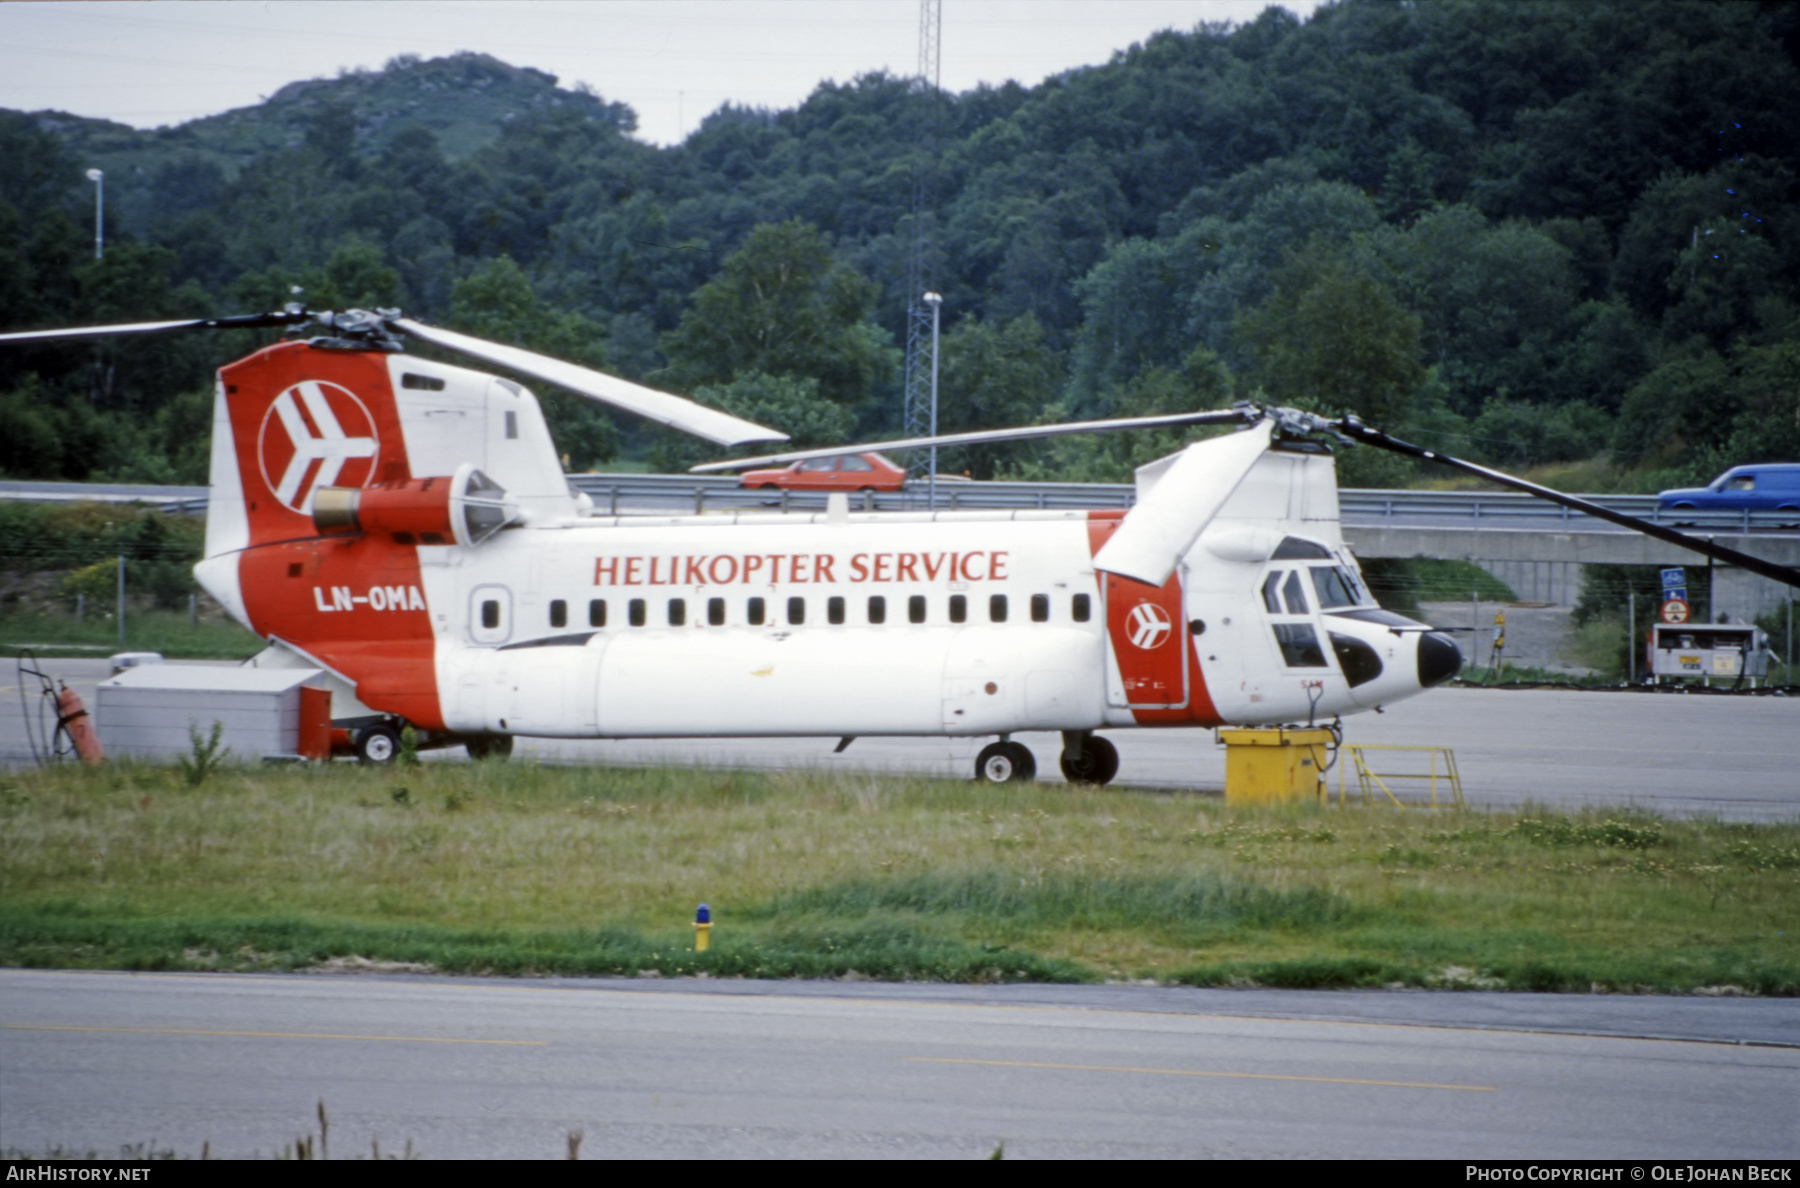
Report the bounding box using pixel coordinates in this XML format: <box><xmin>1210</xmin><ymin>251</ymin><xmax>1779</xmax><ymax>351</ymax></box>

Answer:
<box><xmin>56</xmin><ymin>683</ymin><xmax>104</xmax><ymax>766</ymax></box>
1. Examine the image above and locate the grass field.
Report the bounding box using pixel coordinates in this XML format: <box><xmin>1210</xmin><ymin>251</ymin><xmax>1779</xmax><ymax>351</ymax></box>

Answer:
<box><xmin>2</xmin><ymin>757</ymin><xmax>1794</xmax><ymax>992</ymax></box>
<box><xmin>0</xmin><ymin>609</ymin><xmax>262</xmax><ymax>660</ymax></box>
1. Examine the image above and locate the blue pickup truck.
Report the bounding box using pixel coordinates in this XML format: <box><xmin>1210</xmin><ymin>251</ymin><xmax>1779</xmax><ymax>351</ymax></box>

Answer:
<box><xmin>1656</xmin><ymin>464</ymin><xmax>1800</xmax><ymax>512</ymax></box>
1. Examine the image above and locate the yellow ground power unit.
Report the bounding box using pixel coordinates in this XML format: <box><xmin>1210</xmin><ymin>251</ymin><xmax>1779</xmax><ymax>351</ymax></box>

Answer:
<box><xmin>1217</xmin><ymin>726</ymin><xmax>1335</xmax><ymax>805</ymax></box>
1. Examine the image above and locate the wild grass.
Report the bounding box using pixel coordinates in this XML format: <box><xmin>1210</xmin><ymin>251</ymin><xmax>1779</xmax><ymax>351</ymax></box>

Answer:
<box><xmin>0</xmin><ymin>760</ymin><xmax>1794</xmax><ymax>991</ymax></box>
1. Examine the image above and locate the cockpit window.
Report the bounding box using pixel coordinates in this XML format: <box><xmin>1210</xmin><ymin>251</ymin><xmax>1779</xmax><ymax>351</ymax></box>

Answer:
<box><xmin>1261</xmin><ymin>572</ymin><xmax>1284</xmax><ymax>614</ymax></box>
<box><xmin>1282</xmin><ymin>571</ymin><xmax>1311</xmax><ymax>615</ymax></box>
<box><xmin>1310</xmin><ymin>566</ymin><xmax>1360</xmax><ymax>610</ymax></box>
<box><xmin>1272</xmin><ymin>536</ymin><xmax>1333</xmax><ymax>560</ymax></box>
<box><xmin>1272</xmin><ymin>623</ymin><xmax>1328</xmax><ymax>667</ymax></box>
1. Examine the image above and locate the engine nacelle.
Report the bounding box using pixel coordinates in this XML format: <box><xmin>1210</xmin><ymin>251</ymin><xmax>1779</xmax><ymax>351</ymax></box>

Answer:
<box><xmin>312</xmin><ymin>462</ymin><xmax>513</xmax><ymax>548</ymax></box>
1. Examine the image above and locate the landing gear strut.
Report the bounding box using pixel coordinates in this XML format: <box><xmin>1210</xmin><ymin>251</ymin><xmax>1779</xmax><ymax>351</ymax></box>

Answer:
<box><xmin>975</xmin><ymin>740</ymin><xmax>1036</xmax><ymax>783</ymax></box>
<box><xmin>1059</xmin><ymin>731</ymin><xmax>1119</xmax><ymax>786</ymax></box>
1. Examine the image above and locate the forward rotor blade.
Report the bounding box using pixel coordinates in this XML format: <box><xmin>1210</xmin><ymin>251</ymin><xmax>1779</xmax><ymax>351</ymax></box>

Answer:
<box><xmin>391</xmin><ymin>318</ymin><xmax>787</xmax><ymax>448</ymax></box>
<box><xmin>1334</xmin><ymin>419</ymin><xmax>1800</xmax><ymax>591</ymax></box>
<box><xmin>0</xmin><ymin>310</ymin><xmax>309</xmax><ymax>345</ymax></box>
<box><xmin>1093</xmin><ymin>421</ymin><xmax>1275</xmax><ymax>587</ymax></box>
<box><xmin>688</xmin><ymin>407</ymin><xmax>1258</xmax><ymax>474</ymax></box>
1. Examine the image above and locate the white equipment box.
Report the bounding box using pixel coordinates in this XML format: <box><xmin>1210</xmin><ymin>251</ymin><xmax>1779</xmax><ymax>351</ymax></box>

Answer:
<box><xmin>1648</xmin><ymin>624</ymin><xmax>1769</xmax><ymax>687</ymax></box>
<box><xmin>96</xmin><ymin>665</ymin><xmax>327</xmax><ymax>762</ymax></box>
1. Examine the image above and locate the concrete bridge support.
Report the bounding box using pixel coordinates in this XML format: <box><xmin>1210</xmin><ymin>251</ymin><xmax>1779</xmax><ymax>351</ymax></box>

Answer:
<box><xmin>1343</xmin><ymin>525</ymin><xmax>1800</xmax><ymax>623</ymax></box>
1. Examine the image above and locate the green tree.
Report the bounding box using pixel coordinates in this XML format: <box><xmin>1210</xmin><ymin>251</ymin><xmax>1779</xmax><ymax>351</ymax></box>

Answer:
<box><xmin>935</xmin><ymin>313</ymin><xmax>1064</xmax><ymax>477</ymax></box>
<box><xmin>646</xmin><ymin>371</ymin><xmax>850</xmax><ymax>472</ymax></box>
<box><xmin>658</xmin><ymin>219</ymin><xmax>895</xmax><ymax>413</ymax></box>
<box><xmin>1003</xmin><ymin>347</ymin><xmax>1234</xmax><ymax>483</ymax></box>
<box><xmin>448</xmin><ymin>256</ymin><xmax>619</xmax><ymax>469</ymax></box>
<box><xmin>1234</xmin><ymin>238</ymin><xmax>1424</xmax><ymax>428</ymax></box>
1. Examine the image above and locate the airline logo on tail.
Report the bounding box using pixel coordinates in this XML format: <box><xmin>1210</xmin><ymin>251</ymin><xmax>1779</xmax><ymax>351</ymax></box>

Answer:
<box><xmin>1125</xmin><ymin>602</ymin><xmax>1173</xmax><ymax>650</ymax></box>
<box><xmin>256</xmin><ymin>380</ymin><xmax>379</xmax><ymax>513</ymax></box>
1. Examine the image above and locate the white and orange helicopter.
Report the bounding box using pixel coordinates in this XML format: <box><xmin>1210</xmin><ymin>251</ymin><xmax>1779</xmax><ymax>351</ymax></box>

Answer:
<box><xmin>6</xmin><ymin>306</ymin><xmax>1797</xmax><ymax>779</ymax></box>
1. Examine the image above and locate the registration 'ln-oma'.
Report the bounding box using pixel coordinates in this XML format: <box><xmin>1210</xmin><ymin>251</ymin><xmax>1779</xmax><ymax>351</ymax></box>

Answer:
<box><xmin>8</xmin><ymin>307</ymin><xmax>1796</xmax><ymax>779</ymax></box>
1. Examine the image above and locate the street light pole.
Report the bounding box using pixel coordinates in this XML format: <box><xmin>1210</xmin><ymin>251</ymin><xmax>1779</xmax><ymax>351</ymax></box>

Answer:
<box><xmin>85</xmin><ymin>169</ymin><xmax>103</xmax><ymax>259</ymax></box>
<box><xmin>923</xmin><ymin>291</ymin><xmax>942</xmax><ymax>510</ymax></box>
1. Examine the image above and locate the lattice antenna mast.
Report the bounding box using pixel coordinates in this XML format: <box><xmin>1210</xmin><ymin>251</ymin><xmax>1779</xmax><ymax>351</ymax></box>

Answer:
<box><xmin>900</xmin><ymin>0</ymin><xmax>943</xmax><ymax>469</ymax></box>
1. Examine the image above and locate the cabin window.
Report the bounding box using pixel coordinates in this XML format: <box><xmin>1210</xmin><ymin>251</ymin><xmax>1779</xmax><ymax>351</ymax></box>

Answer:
<box><xmin>868</xmin><ymin>595</ymin><xmax>887</xmax><ymax>625</ymax></box>
<box><xmin>1272</xmin><ymin>623</ymin><xmax>1329</xmax><ymax>668</ymax></box>
<box><xmin>628</xmin><ymin>598</ymin><xmax>646</xmax><ymax>627</ymax></box>
<box><xmin>504</xmin><ymin>410</ymin><xmax>518</xmax><ymax>440</ymax></box>
<box><xmin>787</xmin><ymin>596</ymin><xmax>806</xmax><ymax>625</ymax></box>
<box><xmin>588</xmin><ymin>599</ymin><xmax>607</xmax><ymax>628</ymax></box>
<box><xmin>949</xmin><ymin>595</ymin><xmax>967</xmax><ymax>624</ymax></box>
<box><xmin>420</xmin><ymin>532</ymin><xmax>445</xmax><ymax>546</ymax></box>
<box><xmin>908</xmin><ymin>595</ymin><xmax>926</xmax><ymax>624</ymax></box>
<box><xmin>1072</xmin><ymin>593</ymin><xmax>1091</xmax><ymax>622</ymax></box>
<box><xmin>827</xmin><ymin>596</ymin><xmax>845</xmax><ymax>625</ymax></box>
<box><xmin>748</xmin><ymin>597</ymin><xmax>766</xmax><ymax>626</ymax></box>
<box><xmin>393</xmin><ymin>531</ymin><xmax>417</xmax><ymax>546</ymax></box>
<box><xmin>668</xmin><ymin>598</ymin><xmax>686</xmax><ymax>627</ymax></box>
<box><xmin>401</xmin><ymin>372</ymin><xmax>446</xmax><ymax>392</ymax></box>
<box><xmin>990</xmin><ymin>594</ymin><xmax>1008</xmax><ymax>623</ymax></box>
<box><xmin>481</xmin><ymin>600</ymin><xmax>500</xmax><ymax>629</ymax></box>
<box><xmin>708</xmin><ymin>597</ymin><xmax>726</xmax><ymax>626</ymax></box>
<box><xmin>549</xmin><ymin>599</ymin><xmax>567</xmax><ymax>628</ymax></box>
<box><xmin>1030</xmin><ymin>594</ymin><xmax>1049</xmax><ymax>622</ymax></box>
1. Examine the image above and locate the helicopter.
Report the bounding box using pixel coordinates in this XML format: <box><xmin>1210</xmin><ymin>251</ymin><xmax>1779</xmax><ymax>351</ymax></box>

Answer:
<box><xmin>5</xmin><ymin>305</ymin><xmax>1796</xmax><ymax>779</ymax></box>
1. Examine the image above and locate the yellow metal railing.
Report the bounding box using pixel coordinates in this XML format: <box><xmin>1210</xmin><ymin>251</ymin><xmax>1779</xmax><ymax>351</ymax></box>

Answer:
<box><xmin>1334</xmin><ymin>744</ymin><xmax>1464</xmax><ymax>809</ymax></box>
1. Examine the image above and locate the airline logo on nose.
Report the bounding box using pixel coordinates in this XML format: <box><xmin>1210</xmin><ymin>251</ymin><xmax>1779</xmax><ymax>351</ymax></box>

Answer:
<box><xmin>257</xmin><ymin>381</ymin><xmax>379</xmax><ymax>514</ymax></box>
<box><xmin>1125</xmin><ymin>602</ymin><xmax>1172</xmax><ymax>650</ymax></box>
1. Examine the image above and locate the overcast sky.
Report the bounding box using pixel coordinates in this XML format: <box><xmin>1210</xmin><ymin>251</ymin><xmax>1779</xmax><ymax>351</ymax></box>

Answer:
<box><xmin>1</xmin><ymin>0</ymin><xmax>1324</xmax><ymax>147</ymax></box>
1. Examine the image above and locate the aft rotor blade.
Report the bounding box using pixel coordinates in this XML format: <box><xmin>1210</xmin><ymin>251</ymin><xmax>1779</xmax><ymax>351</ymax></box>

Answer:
<box><xmin>0</xmin><ymin>310</ymin><xmax>310</xmax><ymax>345</ymax></box>
<box><xmin>392</xmin><ymin>318</ymin><xmax>787</xmax><ymax>448</ymax></box>
<box><xmin>1334</xmin><ymin>419</ymin><xmax>1800</xmax><ymax>591</ymax></box>
<box><xmin>688</xmin><ymin>407</ymin><xmax>1257</xmax><ymax>473</ymax></box>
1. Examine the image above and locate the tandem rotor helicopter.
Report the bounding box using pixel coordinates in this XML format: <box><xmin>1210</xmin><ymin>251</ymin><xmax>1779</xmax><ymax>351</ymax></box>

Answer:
<box><xmin>4</xmin><ymin>305</ymin><xmax>1797</xmax><ymax>779</ymax></box>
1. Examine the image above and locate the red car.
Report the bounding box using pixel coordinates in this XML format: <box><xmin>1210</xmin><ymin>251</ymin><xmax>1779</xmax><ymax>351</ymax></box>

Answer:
<box><xmin>739</xmin><ymin>452</ymin><xmax>907</xmax><ymax>492</ymax></box>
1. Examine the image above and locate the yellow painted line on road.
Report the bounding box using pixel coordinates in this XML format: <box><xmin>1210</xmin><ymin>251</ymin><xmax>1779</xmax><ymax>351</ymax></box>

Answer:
<box><xmin>907</xmin><ymin>1056</ymin><xmax>1496</xmax><ymax>1092</ymax></box>
<box><xmin>3</xmin><ymin>1024</ymin><xmax>545</xmax><ymax>1047</ymax></box>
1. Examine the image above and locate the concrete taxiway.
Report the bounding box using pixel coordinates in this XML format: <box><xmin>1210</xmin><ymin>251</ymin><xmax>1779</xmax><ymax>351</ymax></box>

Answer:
<box><xmin>4</xmin><ymin>657</ymin><xmax>1796</xmax><ymax>820</ymax></box>
<box><xmin>2</xmin><ymin>969</ymin><xmax>1795</xmax><ymax>1159</ymax></box>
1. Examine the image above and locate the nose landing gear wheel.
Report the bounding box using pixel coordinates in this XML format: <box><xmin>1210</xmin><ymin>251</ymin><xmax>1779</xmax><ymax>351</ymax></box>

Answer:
<box><xmin>1059</xmin><ymin>735</ymin><xmax>1119</xmax><ymax>786</ymax></box>
<box><xmin>975</xmin><ymin>740</ymin><xmax>1036</xmax><ymax>783</ymax></box>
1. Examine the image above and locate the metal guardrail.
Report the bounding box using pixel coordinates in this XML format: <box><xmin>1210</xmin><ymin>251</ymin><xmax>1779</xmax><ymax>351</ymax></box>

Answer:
<box><xmin>4</xmin><ymin>476</ymin><xmax>1797</xmax><ymax>533</ymax></box>
<box><xmin>1338</xmin><ymin>489</ymin><xmax>1799</xmax><ymax>532</ymax></box>
<box><xmin>565</xmin><ymin>474</ymin><xmax>1136</xmax><ymax>515</ymax></box>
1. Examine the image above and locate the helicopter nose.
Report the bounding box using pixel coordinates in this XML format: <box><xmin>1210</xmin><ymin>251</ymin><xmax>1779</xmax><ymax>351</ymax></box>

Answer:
<box><xmin>1417</xmin><ymin>631</ymin><xmax>1463</xmax><ymax>687</ymax></box>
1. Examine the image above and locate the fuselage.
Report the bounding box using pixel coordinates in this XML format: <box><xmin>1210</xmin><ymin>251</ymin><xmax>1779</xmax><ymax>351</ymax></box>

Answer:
<box><xmin>195</xmin><ymin>340</ymin><xmax>1459</xmax><ymax>748</ymax></box>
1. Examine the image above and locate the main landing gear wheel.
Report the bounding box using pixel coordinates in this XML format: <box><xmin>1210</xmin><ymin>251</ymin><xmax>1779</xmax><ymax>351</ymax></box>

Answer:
<box><xmin>975</xmin><ymin>741</ymin><xmax>1036</xmax><ymax>784</ymax></box>
<box><xmin>354</xmin><ymin>723</ymin><xmax>401</xmax><ymax>765</ymax></box>
<box><xmin>1059</xmin><ymin>735</ymin><xmax>1120</xmax><ymax>786</ymax></box>
<box><xmin>464</xmin><ymin>734</ymin><xmax>513</xmax><ymax>761</ymax></box>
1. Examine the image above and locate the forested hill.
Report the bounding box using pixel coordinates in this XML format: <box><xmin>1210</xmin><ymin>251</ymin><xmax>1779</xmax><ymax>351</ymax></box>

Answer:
<box><xmin>3</xmin><ymin>0</ymin><xmax>1798</xmax><ymax>490</ymax></box>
